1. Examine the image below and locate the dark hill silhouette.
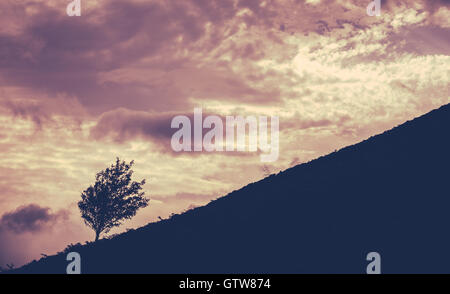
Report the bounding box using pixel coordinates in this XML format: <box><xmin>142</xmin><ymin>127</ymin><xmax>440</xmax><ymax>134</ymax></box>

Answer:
<box><xmin>8</xmin><ymin>103</ymin><xmax>450</xmax><ymax>273</ymax></box>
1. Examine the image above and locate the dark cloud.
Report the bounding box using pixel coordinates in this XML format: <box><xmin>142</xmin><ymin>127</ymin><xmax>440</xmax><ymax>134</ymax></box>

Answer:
<box><xmin>89</xmin><ymin>108</ymin><xmax>231</xmax><ymax>154</ymax></box>
<box><xmin>1</xmin><ymin>99</ymin><xmax>50</xmax><ymax>128</ymax></box>
<box><xmin>90</xmin><ymin>108</ymin><xmax>184</xmax><ymax>144</ymax></box>
<box><xmin>0</xmin><ymin>204</ymin><xmax>68</xmax><ymax>234</ymax></box>
<box><xmin>0</xmin><ymin>0</ymin><xmax>243</xmax><ymax>114</ymax></box>
<box><xmin>91</xmin><ymin>107</ymin><xmax>353</xmax><ymax>149</ymax></box>
<box><xmin>0</xmin><ymin>97</ymin><xmax>86</xmax><ymax>130</ymax></box>
<box><xmin>90</xmin><ymin>107</ymin><xmax>259</xmax><ymax>142</ymax></box>
<box><xmin>1</xmin><ymin>1</ymin><xmax>213</xmax><ymax>71</ymax></box>
<box><xmin>0</xmin><ymin>0</ymin><xmax>300</xmax><ymax>116</ymax></box>
<box><xmin>89</xmin><ymin>107</ymin><xmax>280</xmax><ymax>160</ymax></box>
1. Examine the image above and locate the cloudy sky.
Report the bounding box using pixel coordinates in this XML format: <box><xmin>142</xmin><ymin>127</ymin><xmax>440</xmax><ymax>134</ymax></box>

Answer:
<box><xmin>0</xmin><ymin>0</ymin><xmax>449</xmax><ymax>267</ymax></box>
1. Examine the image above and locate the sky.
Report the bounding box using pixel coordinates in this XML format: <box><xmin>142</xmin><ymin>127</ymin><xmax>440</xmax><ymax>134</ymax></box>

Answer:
<box><xmin>0</xmin><ymin>0</ymin><xmax>449</xmax><ymax>268</ymax></box>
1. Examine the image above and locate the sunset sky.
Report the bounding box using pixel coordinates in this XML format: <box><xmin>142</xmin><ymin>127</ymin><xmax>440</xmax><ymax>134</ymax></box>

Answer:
<box><xmin>0</xmin><ymin>0</ymin><xmax>449</xmax><ymax>267</ymax></box>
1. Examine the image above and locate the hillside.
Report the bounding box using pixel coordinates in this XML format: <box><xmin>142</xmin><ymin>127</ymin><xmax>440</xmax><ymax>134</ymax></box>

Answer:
<box><xmin>9</xmin><ymin>103</ymin><xmax>450</xmax><ymax>273</ymax></box>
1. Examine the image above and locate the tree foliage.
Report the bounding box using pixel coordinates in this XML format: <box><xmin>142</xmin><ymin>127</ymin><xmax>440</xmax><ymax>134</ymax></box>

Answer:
<box><xmin>78</xmin><ymin>158</ymin><xmax>149</xmax><ymax>241</ymax></box>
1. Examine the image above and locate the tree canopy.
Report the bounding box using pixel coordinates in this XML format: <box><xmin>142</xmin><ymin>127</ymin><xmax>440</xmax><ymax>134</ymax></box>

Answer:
<box><xmin>78</xmin><ymin>158</ymin><xmax>149</xmax><ymax>241</ymax></box>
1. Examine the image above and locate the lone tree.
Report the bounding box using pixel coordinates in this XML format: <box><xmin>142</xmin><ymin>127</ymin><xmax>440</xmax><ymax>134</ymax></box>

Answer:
<box><xmin>78</xmin><ymin>158</ymin><xmax>149</xmax><ymax>241</ymax></box>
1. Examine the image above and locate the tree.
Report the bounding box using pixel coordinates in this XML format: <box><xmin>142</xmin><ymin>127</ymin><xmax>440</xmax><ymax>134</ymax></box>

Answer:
<box><xmin>78</xmin><ymin>158</ymin><xmax>149</xmax><ymax>241</ymax></box>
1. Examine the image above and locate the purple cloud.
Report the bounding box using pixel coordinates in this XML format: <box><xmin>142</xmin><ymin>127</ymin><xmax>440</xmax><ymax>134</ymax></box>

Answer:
<box><xmin>0</xmin><ymin>204</ymin><xmax>68</xmax><ymax>234</ymax></box>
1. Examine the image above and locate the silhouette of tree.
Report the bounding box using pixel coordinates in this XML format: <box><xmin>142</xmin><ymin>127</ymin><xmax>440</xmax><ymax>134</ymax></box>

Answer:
<box><xmin>78</xmin><ymin>158</ymin><xmax>149</xmax><ymax>241</ymax></box>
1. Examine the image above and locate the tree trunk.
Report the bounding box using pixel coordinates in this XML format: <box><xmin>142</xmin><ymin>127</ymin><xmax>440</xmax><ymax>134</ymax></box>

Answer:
<box><xmin>95</xmin><ymin>230</ymin><xmax>100</xmax><ymax>242</ymax></box>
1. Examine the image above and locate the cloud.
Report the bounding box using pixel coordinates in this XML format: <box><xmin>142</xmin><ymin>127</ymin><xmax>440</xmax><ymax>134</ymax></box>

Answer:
<box><xmin>1</xmin><ymin>99</ymin><xmax>50</xmax><ymax>128</ymax></box>
<box><xmin>88</xmin><ymin>107</ymin><xmax>233</xmax><ymax>145</ymax></box>
<box><xmin>0</xmin><ymin>204</ymin><xmax>69</xmax><ymax>234</ymax></box>
<box><xmin>0</xmin><ymin>202</ymin><xmax>84</xmax><ymax>268</ymax></box>
<box><xmin>0</xmin><ymin>95</ymin><xmax>87</xmax><ymax>131</ymax></box>
<box><xmin>90</xmin><ymin>108</ymin><xmax>188</xmax><ymax>144</ymax></box>
<box><xmin>0</xmin><ymin>0</ymin><xmax>244</xmax><ymax>114</ymax></box>
<box><xmin>6</xmin><ymin>0</ymin><xmax>447</xmax><ymax>120</ymax></box>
